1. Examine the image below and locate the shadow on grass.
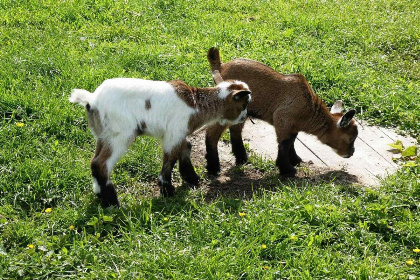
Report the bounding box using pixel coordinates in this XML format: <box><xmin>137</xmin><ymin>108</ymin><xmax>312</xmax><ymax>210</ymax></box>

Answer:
<box><xmin>202</xmin><ymin>164</ymin><xmax>359</xmax><ymax>202</ymax></box>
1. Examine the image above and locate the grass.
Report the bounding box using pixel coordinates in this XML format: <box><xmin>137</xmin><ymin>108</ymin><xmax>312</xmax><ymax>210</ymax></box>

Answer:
<box><xmin>0</xmin><ymin>0</ymin><xmax>419</xmax><ymax>278</ymax></box>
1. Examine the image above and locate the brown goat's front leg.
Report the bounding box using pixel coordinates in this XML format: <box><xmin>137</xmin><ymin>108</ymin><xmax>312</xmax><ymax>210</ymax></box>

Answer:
<box><xmin>229</xmin><ymin>122</ymin><xmax>248</xmax><ymax>165</ymax></box>
<box><xmin>276</xmin><ymin>134</ymin><xmax>298</xmax><ymax>176</ymax></box>
<box><xmin>273</xmin><ymin>112</ymin><xmax>297</xmax><ymax>176</ymax></box>
<box><xmin>179</xmin><ymin>141</ymin><xmax>199</xmax><ymax>186</ymax></box>
<box><xmin>205</xmin><ymin>124</ymin><xmax>228</xmax><ymax>175</ymax></box>
<box><xmin>288</xmin><ymin>133</ymin><xmax>302</xmax><ymax>166</ymax></box>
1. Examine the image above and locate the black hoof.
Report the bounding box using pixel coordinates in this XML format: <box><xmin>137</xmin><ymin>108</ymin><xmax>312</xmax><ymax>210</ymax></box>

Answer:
<box><xmin>183</xmin><ymin>174</ymin><xmax>200</xmax><ymax>185</ymax></box>
<box><xmin>160</xmin><ymin>184</ymin><xmax>175</xmax><ymax>197</ymax></box>
<box><xmin>206</xmin><ymin>156</ymin><xmax>221</xmax><ymax>175</ymax></box>
<box><xmin>235</xmin><ymin>154</ymin><xmax>248</xmax><ymax>165</ymax></box>
<box><xmin>179</xmin><ymin>163</ymin><xmax>200</xmax><ymax>185</ymax></box>
<box><xmin>290</xmin><ymin>156</ymin><xmax>303</xmax><ymax>167</ymax></box>
<box><xmin>279</xmin><ymin>167</ymin><xmax>297</xmax><ymax>177</ymax></box>
<box><xmin>100</xmin><ymin>183</ymin><xmax>120</xmax><ymax>207</ymax></box>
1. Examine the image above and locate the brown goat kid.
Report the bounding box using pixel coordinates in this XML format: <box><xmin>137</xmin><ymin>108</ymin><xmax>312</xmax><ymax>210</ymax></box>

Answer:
<box><xmin>205</xmin><ymin>48</ymin><xmax>358</xmax><ymax>176</ymax></box>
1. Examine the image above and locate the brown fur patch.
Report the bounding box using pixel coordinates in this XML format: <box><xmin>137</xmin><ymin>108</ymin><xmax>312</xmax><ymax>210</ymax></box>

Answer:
<box><xmin>86</xmin><ymin>107</ymin><xmax>103</xmax><ymax>136</ymax></box>
<box><xmin>228</xmin><ymin>83</ymin><xmax>247</xmax><ymax>91</ymax></box>
<box><xmin>145</xmin><ymin>99</ymin><xmax>151</xmax><ymax>110</ymax></box>
<box><xmin>168</xmin><ymin>80</ymin><xmax>196</xmax><ymax>108</ymax></box>
<box><xmin>91</xmin><ymin>140</ymin><xmax>112</xmax><ymax>184</ymax></box>
<box><xmin>141</xmin><ymin>121</ymin><xmax>147</xmax><ymax>130</ymax></box>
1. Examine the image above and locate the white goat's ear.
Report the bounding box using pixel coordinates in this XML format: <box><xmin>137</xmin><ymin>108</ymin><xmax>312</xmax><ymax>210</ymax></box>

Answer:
<box><xmin>212</xmin><ymin>70</ymin><xmax>224</xmax><ymax>85</ymax></box>
<box><xmin>331</xmin><ymin>100</ymin><xmax>343</xmax><ymax>114</ymax></box>
<box><xmin>232</xmin><ymin>90</ymin><xmax>251</xmax><ymax>101</ymax></box>
<box><xmin>338</xmin><ymin>109</ymin><xmax>356</xmax><ymax>128</ymax></box>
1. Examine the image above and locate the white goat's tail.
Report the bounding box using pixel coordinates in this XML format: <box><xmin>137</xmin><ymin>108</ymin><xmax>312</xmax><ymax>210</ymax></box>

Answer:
<box><xmin>69</xmin><ymin>89</ymin><xmax>93</xmax><ymax>106</ymax></box>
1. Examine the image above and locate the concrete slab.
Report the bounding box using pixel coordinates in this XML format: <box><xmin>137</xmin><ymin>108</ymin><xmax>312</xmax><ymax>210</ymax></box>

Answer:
<box><xmin>241</xmin><ymin>119</ymin><xmax>417</xmax><ymax>186</ymax></box>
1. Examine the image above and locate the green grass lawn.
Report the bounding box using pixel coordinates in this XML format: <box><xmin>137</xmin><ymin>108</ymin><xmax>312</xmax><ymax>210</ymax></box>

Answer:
<box><xmin>1</xmin><ymin>0</ymin><xmax>419</xmax><ymax>278</ymax></box>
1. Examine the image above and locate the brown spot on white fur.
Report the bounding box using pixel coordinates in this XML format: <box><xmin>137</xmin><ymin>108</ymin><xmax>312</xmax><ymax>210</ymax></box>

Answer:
<box><xmin>145</xmin><ymin>99</ymin><xmax>151</xmax><ymax>110</ymax></box>
<box><xmin>168</xmin><ymin>80</ymin><xmax>196</xmax><ymax>108</ymax></box>
<box><xmin>205</xmin><ymin>47</ymin><xmax>358</xmax><ymax>176</ymax></box>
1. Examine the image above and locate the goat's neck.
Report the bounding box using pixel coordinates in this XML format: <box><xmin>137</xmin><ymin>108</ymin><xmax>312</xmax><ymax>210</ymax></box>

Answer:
<box><xmin>188</xmin><ymin>87</ymin><xmax>224</xmax><ymax>133</ymax></box>
<box><xmin>301</xmin><ymin>95</ymin><xmax>335</xmax><ymax>142</ymax></box>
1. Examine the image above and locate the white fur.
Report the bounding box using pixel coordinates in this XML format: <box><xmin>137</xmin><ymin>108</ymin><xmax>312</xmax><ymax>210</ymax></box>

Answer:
<box><xmin>71</xmin><ymin>78</ymin><xmax>197</xmax><ymax>153</ymax></box>
<box><xmin>92</xmin><ymin>177</ymin><xmax>101</xmax><ymax>194</ymax></box>
<box><xmin>69</xmin><ymin>89</ymin><xmax>92</xmax><ymax>106</ymax></box>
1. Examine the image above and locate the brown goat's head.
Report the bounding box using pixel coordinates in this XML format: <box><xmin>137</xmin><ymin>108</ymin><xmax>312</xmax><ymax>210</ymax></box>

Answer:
<box><xmin>324</xmin><ymin>101</ymin><xmax>358</xmax><ymax>158</ymax></box>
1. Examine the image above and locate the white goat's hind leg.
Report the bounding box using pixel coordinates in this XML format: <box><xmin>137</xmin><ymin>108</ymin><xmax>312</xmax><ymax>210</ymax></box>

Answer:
<box><xmin>90</xmin><ymin>140</ymin><xmax>118</xmax><ymax>206</ymax></box>
<box><xmin>90</xmin><ymin>134</ymin><xmax>133</xmax><ymax>207</ymax></box>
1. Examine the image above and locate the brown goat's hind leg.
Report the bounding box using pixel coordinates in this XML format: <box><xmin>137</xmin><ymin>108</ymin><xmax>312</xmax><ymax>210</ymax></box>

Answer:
<box><xmin>179</xmin><ymin>141</ymin><xmax>199</xmax><ymax>185</ymax></box>
<box><xmin>205</xmin><ymin>124</ymin><xmax>227</xmax><ymax>175</ymax></box>
<box><xmin>288</xmin><ymin>133</ymin><xmax>302</xmax><ymax>166</ymax></box>
<box><xmin>230</xmin><ymin>123</ymin><xmax>248</xmax><ymax>165</ymax></box>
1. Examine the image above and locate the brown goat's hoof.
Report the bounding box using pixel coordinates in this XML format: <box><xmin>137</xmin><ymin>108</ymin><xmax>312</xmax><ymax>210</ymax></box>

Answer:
<box><xmin>279</xmin><ymin>167</ymin><xmax>297</xmax><ymax>177</ymax></box>
<box><xmin>206</xmin><ymin>163</ymin><xmax>221</xmax><ymax>176</ymax></box>
<box><xmin>290</xmin><ymin>156</ymin><xmax>303</xmax><ymax>167</ymax></box>
<box><xmin>235</xmin><ymin>155</ymin><xmax>248</xmax><ymax>166</ymax></box>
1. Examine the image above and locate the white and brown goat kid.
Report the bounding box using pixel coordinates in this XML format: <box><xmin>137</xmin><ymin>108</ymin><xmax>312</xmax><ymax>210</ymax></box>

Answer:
<box><xmin>70</xmin><ymin>74</ymin><xmax>251</xmax><ymax>206</ymax></box>
<box><xmin>205</xmin><ymin>47</ymin><xmax>358</xmax><ymax>176</ymax></box>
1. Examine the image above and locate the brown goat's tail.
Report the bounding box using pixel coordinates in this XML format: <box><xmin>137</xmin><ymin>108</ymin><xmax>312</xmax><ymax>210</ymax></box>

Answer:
<box><xmin>207</xmin><ymin>47</ymin><xmax>222</xmax><ymax>72</ymax></box>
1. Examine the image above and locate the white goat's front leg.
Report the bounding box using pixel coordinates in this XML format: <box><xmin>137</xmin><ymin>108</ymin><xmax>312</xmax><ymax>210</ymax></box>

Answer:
<box><xmin>158</xmin><ymin>151</ymin><xmax>178</xmax><ymax>197</ymax></box>
<box><xmin>159</xmin><ymin>135</ymin><xmax>196</xmax><ymax>196</ymax></box>
<box><xmin>178</xmin><ymin>140</ymin><xmax>199</xmax><ymax>186</ymax></box>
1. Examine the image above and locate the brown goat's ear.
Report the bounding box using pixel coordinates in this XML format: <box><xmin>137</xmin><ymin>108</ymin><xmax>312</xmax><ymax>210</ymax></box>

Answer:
<box><xmin>232</xmin><ymin>90</ymin><xmax>251</xmax><ymax>101</ymax></box>
<box><xmin>212</xmin><ymin>70</ymin><xmax>224</xmax><ymax>85</ymax></box>
<box><xmin>338</xmin><ymin>109</ymin><xmax>356</xmax><ymax>128</ymax></box>
<box><xmin>331</xmin><ymin>100</ymin><xmax>343</xmax><ymax>114</ymax></box>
